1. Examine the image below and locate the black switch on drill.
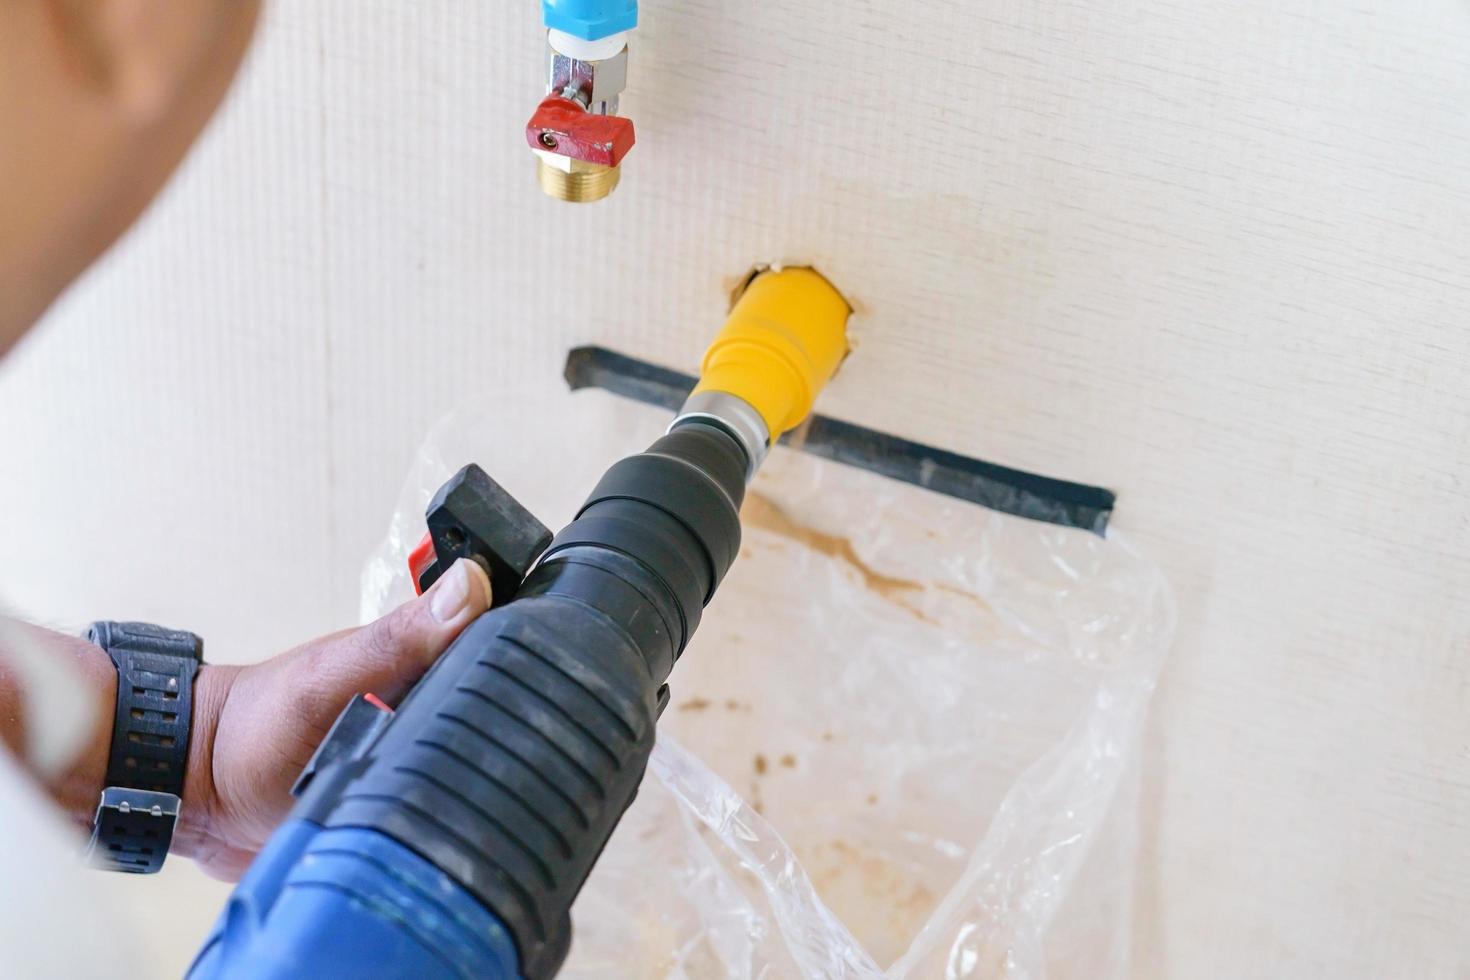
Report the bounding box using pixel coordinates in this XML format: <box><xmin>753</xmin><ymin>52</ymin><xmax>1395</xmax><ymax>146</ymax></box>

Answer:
<box><xmin>414</xmin><ymin>464</ymin><xmax>553</xmax><ymax>606</ymax></box>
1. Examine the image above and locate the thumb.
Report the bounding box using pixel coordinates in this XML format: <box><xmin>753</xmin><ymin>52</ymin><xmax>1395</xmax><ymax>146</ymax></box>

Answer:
<box><xmin>341</xmin><ymin>558</ymin><xmax>493</xmax><ymax>703</ymax></box>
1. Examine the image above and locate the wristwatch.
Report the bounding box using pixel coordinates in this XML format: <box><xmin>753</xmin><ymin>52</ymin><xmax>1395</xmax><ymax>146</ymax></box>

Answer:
<box><xmin>84</xmin><ymin>621</ymin><xmax>204</xmax><ymax>873</ymax></box>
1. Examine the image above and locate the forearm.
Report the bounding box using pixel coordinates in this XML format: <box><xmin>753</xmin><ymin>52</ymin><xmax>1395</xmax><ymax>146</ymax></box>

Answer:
<box><xmin>0</xmin><ymin>620</ymin><xmax>236</xmax><ymax>845</ymax></box>
<box><xmin>0</xmin><ymin>622</ymin><xmax>116</xmax><ymax>833</ymax></box>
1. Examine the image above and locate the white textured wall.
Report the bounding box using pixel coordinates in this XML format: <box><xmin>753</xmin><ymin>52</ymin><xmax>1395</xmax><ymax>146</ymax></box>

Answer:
<box><xmin>1</xmin><ymin>1</ymin><xmax>1468</xmax><ymax>976</ymax></box>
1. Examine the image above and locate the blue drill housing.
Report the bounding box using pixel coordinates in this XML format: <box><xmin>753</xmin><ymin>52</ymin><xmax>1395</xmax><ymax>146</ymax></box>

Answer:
<box><xmin>188</xmin><ymin>821</ymin><xmax>520</xmax><ymax>979</ymax></box>
<box><xmin>543</xmin><ymin>0</ymin><xmax>636</xmax><ymax>40</ymax></box>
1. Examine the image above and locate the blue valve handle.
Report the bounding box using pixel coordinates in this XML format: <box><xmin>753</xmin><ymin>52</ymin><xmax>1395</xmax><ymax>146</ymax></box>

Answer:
<box><xmin>543</xmin><ymin>0</ymin><xmax>636</xmax><ymax>40</ymax></box>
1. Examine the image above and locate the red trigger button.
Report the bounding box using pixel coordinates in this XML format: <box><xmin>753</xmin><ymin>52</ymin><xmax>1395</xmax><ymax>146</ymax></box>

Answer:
<box><xmin>408</xmin><ymin>531</ymin><xmax>436</xmax><ymax>596</ymax></box>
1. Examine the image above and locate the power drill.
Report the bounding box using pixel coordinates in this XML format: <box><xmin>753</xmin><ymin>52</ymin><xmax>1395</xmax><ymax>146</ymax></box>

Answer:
<box><xmin>186</xmin><ymin>267</ymin><xmax>850</xmax><ymax>979</ymax></box>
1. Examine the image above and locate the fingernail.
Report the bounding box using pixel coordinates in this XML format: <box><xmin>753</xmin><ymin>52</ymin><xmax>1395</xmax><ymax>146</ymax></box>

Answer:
<box><xmin>429</xmin><ymin>559</ymin><xmax>491</xmax><ymax>624</ymax></box>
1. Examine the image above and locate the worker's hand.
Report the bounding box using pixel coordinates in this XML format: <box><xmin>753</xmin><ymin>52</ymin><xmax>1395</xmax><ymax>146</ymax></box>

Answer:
<box><xmin>174</xmin><ymin>558</ymin><xmax>492</xmax><ymax>881</ymax></box>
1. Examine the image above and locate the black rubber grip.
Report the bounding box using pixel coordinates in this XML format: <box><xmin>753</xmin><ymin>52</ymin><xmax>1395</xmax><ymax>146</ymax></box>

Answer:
<box><xmin>323</xmin><ymin>592</ymin><xmax>654</xmax><ymax>976</ymax></box>
<box><xmin>294</xmin><ymin>422</ymin><xmax>748</xmax><ymax>978</ymax></box>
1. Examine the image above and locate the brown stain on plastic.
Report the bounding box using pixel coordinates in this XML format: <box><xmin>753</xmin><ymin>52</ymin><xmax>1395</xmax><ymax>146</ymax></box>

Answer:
<box><xmin>805</xmin><ymin>838</ymin><xmax>938</xmax><ymax>951</ymax></box>
<box><xmin>742</xmin><ymin>492</ymin><xmax>938</xmax><ymax>624</ymax></box>
<box><xmin>934</xmin><ymin>582</ymin><xmax>995</xmax><ymax>616</ymax></box>
<box><xmin>742</xmin><ymin>493</ymin><xmax>998</xmax><ymax>626</ymax></box>
<box><xmin>677</xmin><ymin>696</ymin><xmax>750</xmax><ymax>714</ymax></box>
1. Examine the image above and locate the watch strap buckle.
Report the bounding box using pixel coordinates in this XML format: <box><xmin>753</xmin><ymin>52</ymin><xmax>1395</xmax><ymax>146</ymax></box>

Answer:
<box><xmin>86</xmin><ymin>786</ymin><xmax>181</xmax><ymax>874</ymax></box>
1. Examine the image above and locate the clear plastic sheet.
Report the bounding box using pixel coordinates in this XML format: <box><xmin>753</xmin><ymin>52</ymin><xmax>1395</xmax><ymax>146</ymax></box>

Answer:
<box><xmin>362</xmin><ymin>381</ymin><xmax>1174</xmax><ymax>979</ymax></box>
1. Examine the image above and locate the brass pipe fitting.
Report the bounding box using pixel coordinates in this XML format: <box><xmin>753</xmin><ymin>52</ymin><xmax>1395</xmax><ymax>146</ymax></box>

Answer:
<box><xmin>535</xmin><ymin>157</ymin><xmax>622</xmax><ymax>203</ymax></box>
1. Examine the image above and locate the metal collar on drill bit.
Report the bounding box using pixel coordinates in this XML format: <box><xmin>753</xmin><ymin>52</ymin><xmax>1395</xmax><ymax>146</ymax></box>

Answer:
<box><xmin>670</xmin><ymin>390</ymin><xmax>770</xmax><ymax>482</ymax></box>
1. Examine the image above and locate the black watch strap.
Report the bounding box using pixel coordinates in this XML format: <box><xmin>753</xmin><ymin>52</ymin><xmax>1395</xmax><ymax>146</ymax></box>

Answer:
<box><xmin>85</xmin><ymin>621</ymin><xmax>203</xmax><ymax>873</ymax></box>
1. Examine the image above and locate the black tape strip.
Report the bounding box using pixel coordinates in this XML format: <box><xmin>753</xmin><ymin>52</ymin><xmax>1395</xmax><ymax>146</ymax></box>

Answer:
<box><xmin>563</xmin><ymin>346</ymin><xmax>1114</xmax><ymax>535</ymax></box>
<box><xmin>564</xmin><ymin>347</ymin><xmax>689</xmax><ymax>413</ymax></box>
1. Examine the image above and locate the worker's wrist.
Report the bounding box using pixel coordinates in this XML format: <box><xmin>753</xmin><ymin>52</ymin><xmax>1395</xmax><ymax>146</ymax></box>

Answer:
<box><xmin>173</xmin><ymin>663</ymin><xmax>240</xmax><ymax>859</ymax></box>
<box><xmin>34</xmin><ymin>631</ymin><xmax>117</xmax><ymax>835</ymax></box>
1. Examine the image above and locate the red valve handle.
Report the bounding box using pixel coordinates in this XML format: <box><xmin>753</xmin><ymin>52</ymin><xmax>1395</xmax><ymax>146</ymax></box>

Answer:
<box><xmin>525</xmin><ymin>95</ymin><xmax>636</xmax><ymax>168</ymax></box>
